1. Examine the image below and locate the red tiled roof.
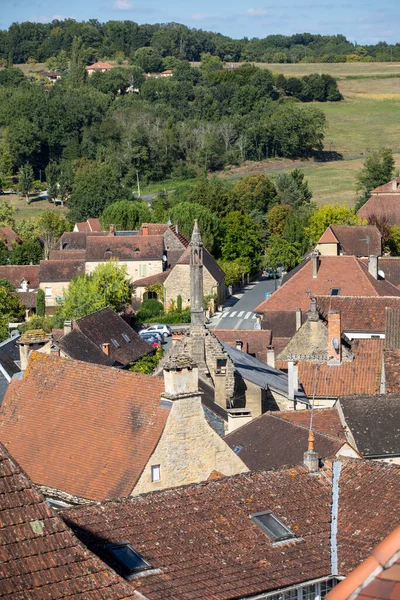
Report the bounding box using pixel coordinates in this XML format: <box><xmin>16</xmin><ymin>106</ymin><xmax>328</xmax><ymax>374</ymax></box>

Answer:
<box><xmin>276</xmin><ymin>339</ymin><xmax>384</xmax><ymax>397</ymax></box>
<box><xmin>279</xmin><ymin>408</ymin><xmax>346</xmax><ymax>438</ymax></box>
<box><xmin>0</xmin><ymin>226</ymin><xmax>21</xmax><ymax>250</ymax></box>
<box><xmin>38</xmin><ymin>259</ymin><xmax>85</xmax><ymax>282</ymax></box>
<box><xmin>370</xmin><ymin>176</ymin><xmax>400</xmax><ymax>194</ymax></box>
<box><xmin>357</xmin><ymin>195</ymin><xmax>400</xmax><ymax>226</ymax></box>
<box><xmin>255</xmin><ymin>256</ymin><xmax>400</xmax><ymax>313</ymax></box>
<box><xmin>86</xmin><ymin>61</ymin><xmax>114</xmax><ymax>70</ymax></box>
<box><xmin>0</xmin><ymin>353</ymin><xmax>168</xmax><ymax>500</ymax></box>
<box><xmin>213</xmin><ymin>329</ymin><xmax>272</xmax><ymax>363</ymax></box>
<box><xmin>139</xmin><ymin>223</ymin><xmax>169</xmax><ymax>235</ymax></box>
<box><xmin>318</xmin><ymin>226</ymin><xmax>339</xmax><ymax>244</ymax></box>
<box><xmin>48</xmin><ymin>249</ymin><xmax>86</xmax><ymax>260</ymax></box>
<box><xmin>0</xmin><ymin>265</ymin><xmax>39</xmax><ymax>288</ymax></box>
<box><xmin>316</xmin><ymin>295</ymin><xmax>400</xmax><ymax>332</ymax></box>
<box><xmin>384</xmin><ymin>349</ymin><xmax>400</xmax><ymax>393</ymax></box>
<box><xmin>85</xmin><ymin>235</ymin><xmax>164</xmax><ymax>261</ymax></box>
<box><xmin>74</xmin><ymin>221</ymin><xmax>90</xmax><ymax>232</ymax></box>
<box><xmin>134</xmin><ymin>269</ymin><xmax>171</xmax><ymax>286</ymax></box>
<box><xmin>361</xmin><ymin>257</ymin><xmax>400</xmax><ymax>287</ymax></box>
<box><xmin>0</xmin><ymin>442</ymin><xmax>136</xmax><ymax>599</ymax></box>
<box><xmin>330</xmin><ymin>225</ymin><xmax>381</xmax><ymax>256</ymax></box>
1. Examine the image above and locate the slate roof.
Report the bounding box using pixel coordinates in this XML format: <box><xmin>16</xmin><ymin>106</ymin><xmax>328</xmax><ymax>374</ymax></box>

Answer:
<box><xmin>279</xmin><ymin>408</ymin><xmax>346</xmax><ymax>439</ymax></box>
<box><xmin>57</xmin><ymin>329</ymin><xmax>114</xmax><ymax>366</ymax></box>
<box><xmin>85</xmin><ymin>235</ymin><xmax>164</xmax><ymax>261</ymax></box>
<box><xmin>224</xmin><ymin>412</ymin><xmax>348</xmax><ymax>471</ymax></box>
<box><xmin>0</xmin><ymin>352</ymin><xmax>168</xmax><ymax>500</ymax></box>
<box><xmin>316</xmin><ymin>295</ymin><xmax>400</xmax><ymax>333</ymax></box>
<box><xmin>0</xmin><ymin>334</ymin><xmax>21</xmax><ymax>405</ymax></box>
<box><xmin>62</xmin><ymin>467</ymin><xmax>333</xmax><ymax>599</ymax></box>
<box><xmin>0</xmin><ymin>442</ymin><xmax>136</xmax><ymax>599</ymax></box>
<box><xmin>357</xmin><ymin>195</ymin><xmax>400</xmax><ymax>226</ymax></box>
<box><xmin>71</xmin><ymin>307</ymin><xmax>154</xmax><ymax>366</ymax></box>
<box><xmin>0</xmin><ymin>226</ymin><xmax>21</xmax><ymax>250</ymax></box>
<box><xmin>0</xmin><ymin>265</ymin><xmax>39</xmax><ymax>288</ymax></box>
<box><xmin>213</xmin><ymin>329</ymin><xmax>272</xmax><ymax>363</ymax></box>
<box><xmin>176</xmin><ymin>245</ymin><xmax>225</xmax><ymax>283</ymax></box>
<box><xmin>338</xmin><ymin>395</ymin><xmax>400</xmax><ymax>457</ymax></box>
<box><xmin>330</xmin><ymin>225</ymin><xmax>381</xmax><ymax>256</ymax></box>
<box><xmin>38</xmin><ymin>259</ymin><xmax>85</xmax><ymax>282</ymax></box>
<box><xmin>61</xmin><ymin>459</ymin><xmax>400</xmax><ymax>600</ymax></box>
<box><xmin>221</xmin><ymin>342</ymin><xmax>309</xmax><ymax>405</ymax></box>
<box><xmin>255</xmin><ymin>256</ymin><xmax>400</xmax><ymax>313</ymax></box>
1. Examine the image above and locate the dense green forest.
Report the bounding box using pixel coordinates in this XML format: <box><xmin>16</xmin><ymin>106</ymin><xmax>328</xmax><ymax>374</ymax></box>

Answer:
<box><xmin>0</xmin><ymin>20</ymin><xmax>399</xmax><ymax>64</ymax></box>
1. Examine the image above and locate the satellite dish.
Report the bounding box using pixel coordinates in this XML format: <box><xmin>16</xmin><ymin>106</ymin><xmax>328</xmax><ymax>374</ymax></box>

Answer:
<box><xmin>332</xmin><ymin>337</ymin><xmax>339</xmax><ymax>350</ymax></box>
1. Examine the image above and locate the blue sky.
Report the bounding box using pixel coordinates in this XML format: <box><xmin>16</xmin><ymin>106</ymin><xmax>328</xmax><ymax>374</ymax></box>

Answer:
<box><xmin>2</xmin><ymin>0</ymin><xmax>399</xmax><ymax>45</ymax></box>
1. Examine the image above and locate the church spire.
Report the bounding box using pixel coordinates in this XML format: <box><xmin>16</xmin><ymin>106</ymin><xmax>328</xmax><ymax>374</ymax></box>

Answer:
<box><xmin>190</xmin><ymin>220</ymin><xmax>204</xmax><ymax>326</ymax></box>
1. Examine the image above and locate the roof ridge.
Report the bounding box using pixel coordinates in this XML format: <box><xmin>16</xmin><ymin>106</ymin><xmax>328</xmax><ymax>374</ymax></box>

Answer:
<box><xmin>268</xmin><ymin>412</ymin><xmax>345</xmax><ymax>443</ymax></box>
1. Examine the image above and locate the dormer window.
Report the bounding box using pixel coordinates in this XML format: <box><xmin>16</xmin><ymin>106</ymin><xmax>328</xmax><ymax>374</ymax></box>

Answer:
<box><xmin>250</xmin><ymin>511</ymin><xmax>295</xmax><ymax>542</ymax></box>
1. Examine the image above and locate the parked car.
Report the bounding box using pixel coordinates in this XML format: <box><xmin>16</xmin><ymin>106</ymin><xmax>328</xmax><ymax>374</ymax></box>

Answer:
<box><xmin>139</xmin><ymin>324</ymin><xmax>171</xmax><ymax>339</ymax></box>
<box><xmin>139</xmin><ymin>332</ymin><xmax>161</xmax><ymax>348</ymax></box>
<box><xmin>139</xmin><ymin>330</ymin><xmax>163</xmax><ymax>344</ymax></box>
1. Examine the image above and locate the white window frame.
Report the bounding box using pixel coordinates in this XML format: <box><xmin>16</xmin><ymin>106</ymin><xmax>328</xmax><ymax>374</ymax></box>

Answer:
<box><xmin>45</xmin><ymin>287</ymin><xmax>52</xmax><ymax>298</ymax></box>
<box><xmin>151</xmin><ymin>464</ymin><xmax>161</xmax><ymax>482</ymax></box>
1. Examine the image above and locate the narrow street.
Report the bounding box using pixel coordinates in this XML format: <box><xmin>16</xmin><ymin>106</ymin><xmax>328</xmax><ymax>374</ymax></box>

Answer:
<box><xmin>208</xmin><ymin>275</ymin><xmax>279</xmax><ymax>331</ymax></box>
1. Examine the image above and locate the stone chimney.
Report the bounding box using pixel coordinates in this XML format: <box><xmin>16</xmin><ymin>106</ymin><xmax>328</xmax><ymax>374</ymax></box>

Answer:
<box><xmin>163</xmin><ymin>346</ymin><xmax>199</xmax><ymax>399</ymax></box>
<box><xmin>101</xmin><ymin>342</ymin><xmax>110</xmax><ymax>356</ymax></box>
<box><xmin>267</xmin><ymin>345</ymin><xmax>275</xmax><ymax>368</ymax></box>
<box><xmin>64</xmin><ymin>320</ymin><xmax>72</xmax><ymax>336</ymax></box>
<box><xmin>288</xmin><ymin>360</ymin><xmax>299</xmax><ymax>400</ymax></box>
<box><xmin>311</xmin><ymin>250</ymin><xmax>320</xmax><ymax>278</ymax></box>
<box><xmin>235</xmin><ymin>339</ymin><xmax>244</xmax><ymax>352</ymax></box>
<box><xmin>307</xmin><ymin>296</ymin><xmax>319</xmax><ymax>322</ymax></box>
<box><xmin>17</xmin><ymin>330</ymin><xmax>51</xmax><ymax>371</ymax></box>
<box><xmin>227</xmin><ymin>408</ymin><xmax>252</xmax><ymax>433</ymax></box>
<box><xmin>392</xmin><ymin>179</ymin><xmax>398</xmax><ymax>192</ymax></box>
<box><xmin>142</xmin><ymin>225</ymin><xmax>149</xmax><ymax>236</ymax></box>
<box><xmin>304</xmin><ymin>430</ymin><xmax>319</xmax><ymax>472</ymax></box>
<box><xmin>296</xmin><ymin>308</ymin><xmax>302</xmax><ymax>331</ymax></box>
<box><xmin>368</xmin><ymin>255</ymin><xmax>379</xmax><ymax>280</ymax></box>
<box><xmin>328</xmin><ymin>311</ymin><xmax>341</xmax><ymax>365</ymax></box>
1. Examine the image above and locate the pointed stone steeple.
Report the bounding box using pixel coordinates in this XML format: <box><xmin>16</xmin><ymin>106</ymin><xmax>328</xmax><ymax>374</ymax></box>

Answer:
<box><xmin>190</xmin><ymin>220</ymin><xmax>205</xmax><ymax>327</ymax></box>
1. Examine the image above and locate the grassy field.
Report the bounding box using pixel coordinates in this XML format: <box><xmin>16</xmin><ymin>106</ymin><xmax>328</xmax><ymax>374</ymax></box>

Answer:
<box><xmin>2</xmin><ymin>193</ymin><xmax>68</xmax><ymax>222</ymax></box>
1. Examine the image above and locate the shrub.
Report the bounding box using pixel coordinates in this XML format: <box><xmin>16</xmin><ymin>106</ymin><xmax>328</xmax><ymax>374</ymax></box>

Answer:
<box><xmin>176</xmin><ymin>295</ymin><xmax>182</xmax><ymax>312</ymax></box>
<box><xmin>36</xmin><ymin>289</ymin><xmax>45</xmax><ymax>316</ymax></box>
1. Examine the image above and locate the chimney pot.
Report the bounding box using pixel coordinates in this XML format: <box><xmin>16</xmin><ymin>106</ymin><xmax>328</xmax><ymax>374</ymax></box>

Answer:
<box><xmin>51</xmin><ymin>346</ymin><xmax>60</xmax><ymax>357</ymax></box>
<box><xmin>235</xmin><ymin>340</ymin><xmax>243</xmax><ymax>352</ymax></box>
<box><xmin>64</xmin><ymin>320</ymin><xmax>72</xmax><ymax>336</ymax></box>
<box><xmin>142</xmin><ymin>225</ymin><xmax>149</xmax><ymax>236</ymax></box>
<box><xmin>101</xmin><ymin>342</ymin><xmax>110</xmax><ymax>356</ymax></box>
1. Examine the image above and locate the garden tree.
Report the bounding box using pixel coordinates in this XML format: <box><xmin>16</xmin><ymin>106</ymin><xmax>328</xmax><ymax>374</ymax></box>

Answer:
<box><xmin>37</xmin><ymin>211</ymin><xmax>71</xmax><ymax>259</ymax></box>
<box><xmin>283</xmin><ymin>208</ymin><xmax>313</xmax><ymax>255</ymax></box>
<box><xmin>275</xmin><ymin>168</ymin><xmax>313</xmax><ymax>207</ymax></box>
<box><xmin>18</xmin><ymin>164</ymin><xmax>34</xmax><ymax>203</ymax></box>
<box><xmin>68</xmin><ymin>36</ymin><xmax>87</xmax><ymax>88</ymax></box>
<box><xmin>305</xmin><ymin>204</ymin><xmax>360</xmax><ymax>244</ymax></box>
<box><xmin>132</xmin><ymin>47</ymin><xmax>163</xmax><ymax>73</ymax></box>
<box><xmin>0</xmin><ymin>200</ymin><xmax>16</xmax><ymax>228</ymax></box>
<box><xmin>14</xmin><ymin>217</ymin><xmax>41</xmax><ymax>242</ymax></box>
<box><xmin>388</xmin><ymin>225</ymin><xmax>400</xmax><ymax>256</ymax></box>
<box><xmin>9</xmin><ymin>240</ymin><xmax>43</xmax><ymax>265</ymax></box>
<box><xmin>267</xmin><ymin>204</ymin><xmax>292</xmax><ymax>237</ymax></box>
<box><xmin>356</xmin><ymin>148</ymin><xmax>395</xmax><ymax>209</ymax></box>
<box><xmin>129</xmin><ymin>346</ymin><xmax>163</xmax><ymax>375</ymax></box>
<box><xmin>36</xmin><ymin>288</ymin><xmax>45</xmax><ymax>317</ymax></box>
<box><xmin>218</xmin><ymin>258</ymin><xmax>251</xmax><ymax>287</ymax></box>
<box><xmin>264</xmin><ymin>235</ymin><xmax>302</xmax><ymax>272</ymax></box>
<box><xmin>68</xmin><ymin>162</ymin><xmax>127</xmax><ymax>222</ymax></box>
<box><xmin>221</xmin><ymin>211</ymin><xmax>264</xmax><ymax>272</ymax></box>
<box><xmin>169</xmin><ymin>202</ymin><xmax>222</xmax><ymax>255</ymax></box>
<box><xmin>100</xmin><ymin>199</ymin><xmax>153</xmax><ymax>230</ymax></box>
<box><xmin>60</xmin><ymin>260</ymin><xmax>131</xmax><ymax>320</ymax></box>
<box><xmin>0</xmin><ymin>282</ymin><xmax>25</xmax><ymax>342</ymax></box>
<box><xmin>232</xmin><ymin>174</ymin><xmax>277</xmax><ymax>215</ymax></box>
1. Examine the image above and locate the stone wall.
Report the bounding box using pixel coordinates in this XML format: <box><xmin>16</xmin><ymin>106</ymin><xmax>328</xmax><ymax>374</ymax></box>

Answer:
<box><xmin>165</xmin><ymin>264</ymin><xmax>221</xmax><ymax>310</ymax></box>
<box><xmin>39</xmin><ymin>281</ymin><xmax>69</xmax><ymax>309</ymax></box>
<box><xmin>85</xmin><ymin>259</ymin><xmax>163</xmax><ymax>282</ymax></box>
<box><xmin>132</xmin><ymin>394</ymin><xmax>248</xmax><ymax>495</ymax></box>
<box><xmin>164</xmin><ymin>229</ymin><xmax>185</xmax><ymax>251</ymax></box>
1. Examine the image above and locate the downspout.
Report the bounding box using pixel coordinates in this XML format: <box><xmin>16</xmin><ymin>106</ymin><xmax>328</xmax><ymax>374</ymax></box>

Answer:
<box><xmin>331</xmin><ymin>460</ymin><xmax>342</xmax><ymax>576</ymax></box>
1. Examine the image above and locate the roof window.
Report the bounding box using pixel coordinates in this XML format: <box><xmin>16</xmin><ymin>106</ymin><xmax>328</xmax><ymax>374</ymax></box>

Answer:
<box><xmin>122</xmin><ymin>333</ymin><xmax>130</xmax><ymax>343</ymax></box>
<box><xmin>251</xmin><ymin>511</ymin><xmax>295</xmax><ymax>542</ymax></box>
<box><xmin>106</xmin><ymin>543</ymin><xmax>151</xmax><ymax>577</ymax></box>
<box><xmin>111</xmin><ymin>338</ymin><xmax>120</xmax><ymax>348</ymax></box>
<box><xmin>233</xmin><ymin>444</ymin><xmax>243</xmax><ymax>455</ymax></box>
<box><xmin>330</xmin><ymin>288</ymin><xmax>341</xmax><ymax>296</ymax></box>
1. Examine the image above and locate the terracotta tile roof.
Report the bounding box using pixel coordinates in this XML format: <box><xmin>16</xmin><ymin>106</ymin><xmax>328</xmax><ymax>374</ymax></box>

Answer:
<box><xmin>279</xmin><ymin>408</ymin><xmax>346</xmax><ymax>438</ymax></box>
<box><xmin>86</xmin><ymin>61</ymin><xmax>114</xmax><ymax>70</ymax></box>
<box><xmin>16</xmin><ymin>290</ymin><xmax>37</xmax><ymax>308</ymax></box>
<box><xmin>329</xmin><ymin>225</ymin><xmax>381</xmax><ymax>256</ymax></box>
<box><xmin>0</xmin><ymin>442</ymin><xmax>136</xmax><ymax>599</ymax></box>
<box><xmin>316</xmin><ymin>295</ymin><xmax>400</xmax><ymax>333</ymax></box>
<box><xmin>338</xmin><ymin>395</ymin><xmax>400</xmax><ymax>458</ymax></box>
<box><xmin>255</xmin><ymin>256</ymin><xmax>400</xmax><ymax>313</ymax></box>
<box><xmin>0</xmin><ymin>226</ymin><xmax>21</xmax><ymax>250</ymax></box>
<box><xmin>360</xmin><ymin>257</ymin><xmax>400</xmax><ymax>287</ymax></box>
<box><xmin>86</xmin><ymin>235</ymin><xmax>164</xmax><ymax>261</ymax></box>
<box><xmin>139</xmin><ymin>223</ymin><xmax>169</xmax><ymax>235</ymax></box>
<box><xmin>357</xmin><ymin>194</ymin><xmax>400</xmax><ymax>226</ymax></box>
<box><xmin>225</xmin><ymin>412</ymin><xmax>347</xmax><ymax>471</ymax></box>
<box><xmin>318</xmin><ymin>226</ymin><xmax>339</xmax><ymax>244</ymax></box>
<box><xmin>134</xmin><ymin>269</ymin><xmax>171</xmax><ymax>286</ymax></box>
<box><xmin>38</xmin><ymin>259</ymin><xmax>85</xmax><ymax>282</ymax></box>
<box><xmin>213</xmin><ymin>329</ymin><xmax>272</xmax><ymax>363</ymax></box>
<box><xmin>277</xmin><ymin>339</ymin><xmax>384</xmax><ymax>398</ymax></box>
<box><xmin>327</xmin><ymin>527</ymin><xmax>400</xmax><ymax>600</ymax></box>
<box><xmin>177</xmin><ymin>245</ymin><xmax>225</xmax><ymax>282</ymax></box>
<box><xmin>0</xmin><ymin>353</ymin><xmax>168</xmax><ymax>500</ymax></box>
<box><xmin>169</xmin><ymin>224</ymin><xmax>190</xmax><ymax>247</ymax></box>
<box><xmin>384</xmin><ymin>349</ymin><xmax>400</xmax><ymax>393</ymax></box>
<box><xmin>262</xmin><ymin>311</ymin><xmax>302</xmax><ymax>338</ymax></box>
<box><xmin>58</xmin><ymin>328</ymin><xmax>114</xmax><ymax>366</ymax></box>
<box><xmin>48</xmin><ymin>248</ymin><xmax>86</xmax><ymax>260</ymax></box>
<box><xmin>62</xmin><ymin>467</ymin><xmax>333</xmax><ymax>599</ymax></box>
<box><xmin>72</xmin><ymin>307</ymin><xmax>154</xmax><ymax>366</ymax></box>
<box><xmin>0</xmin><ymin>265</ymin><xmax>39</xmax><ymax>288</ymax></box>
<box><xmin>336</xmin><ymin>460</ymin><xmax>400</xmax><ymax>575</ymax></box>
<box><xmin>74</xmin><ymin>221</ymin><xmax>90</xmax><ymax>232</ymax></box>
<box><xmin>59</xmin><ymin>231</ymin><xmax>88</xmax><ymax>250</ymax></box>
<box><xmin>370</xmin><ymin>176</ymin><xmax>400</xmax><ymax>194</ymax></box>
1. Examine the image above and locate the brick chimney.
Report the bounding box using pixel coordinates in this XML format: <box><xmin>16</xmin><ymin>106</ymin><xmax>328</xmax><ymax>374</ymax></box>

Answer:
<box><xmin>101</xmin><ymin>342</ymin><xmax>110</xmax><ymax>356</ymax></box>
<box><xmin>50</xmin><ymin>346</ymin><xmax>60</xmax><ymax>357</ymax></box>
<box><xmin>304</xmin><ymin>430</ymin><xmax>319</xmax><ymax>472</ymax></box>
<box><xmin>328</xmin><ymin>311</ymin><xmax>341</xmax><ymax>364</ymax></box>
<box><xmin>142</xmin><ymin>225</ymin><xmax>149</xmax><ymax>236</ymax></box>
<box><xmin>311</xmin><ymin>250</ymin><xmax>320</xmax><ymax>278</ymax></box>
<box><xmin>368</xmin><ymin>255</ymin><xmax>378</xmax><ymax>279</ymax></box>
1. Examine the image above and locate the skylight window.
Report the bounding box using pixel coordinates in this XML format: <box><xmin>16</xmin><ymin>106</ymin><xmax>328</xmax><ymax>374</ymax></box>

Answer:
<box><xmin>111</xmin><ymin>338</ymin><xmax>120</xmax><ymax>348</ymax></box>
<box><xmin>122</xmin><ymin>333</ymin><xmax>130</xmax><ymax>343</ymax></box>
<box><xmin>330</xmin><ymin>288</ymin><xmax>341</xmax><ymax>296</ymax></box>
<box><xmin>106</xmin><ymin>543</ymin><xmax>151</xmax><ymax>577</ymax></box>
<box><xmin>250</xmin><ymin>511</ymin><xmax>295</xmax><ymax>542</ymax></box>
<box><xmin>233</xmin><ymin>445</ymin><xmax>243</xmax><ymax>455</ymax></box>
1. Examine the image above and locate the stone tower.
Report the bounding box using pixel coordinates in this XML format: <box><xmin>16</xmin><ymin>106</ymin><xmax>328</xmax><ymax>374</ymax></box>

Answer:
<box><xmin>190</xmin><ymin>220</ymin><xmax>205</xmax><ymax>327</ymax></box>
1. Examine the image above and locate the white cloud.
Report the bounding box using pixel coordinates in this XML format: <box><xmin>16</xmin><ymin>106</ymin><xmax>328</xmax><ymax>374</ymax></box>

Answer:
<box><xmin>246</xmin><ymin>7</ymin><xmax>268</xmax><ymax>16</ymax></box>
<box><xmin>190</xmin><ymin>13</ymin><xmax>212</xmax><ymax>21</ymax></box>
<box><xmin>113</xmin><ymin>0</ymin><xmax>134</xmax><ymax>10</ymax></box>
<box><xmin>28</xmin><ymin>14</ymin><xmax>70</xmax><ymax>22</ymax></box>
